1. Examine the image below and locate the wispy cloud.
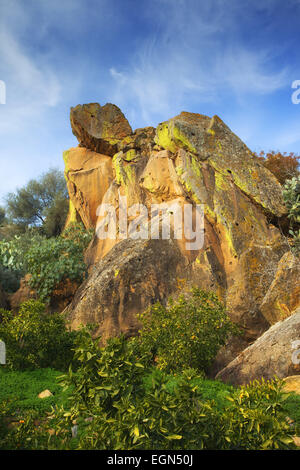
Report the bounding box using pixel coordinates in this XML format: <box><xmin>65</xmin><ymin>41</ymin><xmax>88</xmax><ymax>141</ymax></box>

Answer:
<box><xmin>109</xmin><ymin>0</ymin><xmax>290</xmax><ymax>128</ymax></box>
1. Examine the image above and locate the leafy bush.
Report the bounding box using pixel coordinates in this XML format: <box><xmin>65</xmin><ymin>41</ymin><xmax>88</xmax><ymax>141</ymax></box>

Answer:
<box><xmin>24</xmin><ymin>223</ymin><xmax>92</xmax><ymax>302</ymax></box>
<box><xmin>0</xmin><ymin>229</ymin><xmax>44</xmax><ymax>273</ymax></box>
<box><xmin>54</xmin><ymin>336</ymin><xmax>296</xmax><ymax>450</ymax></box>
<box><xmin>283</xmin><ymin>176</ymin><xmax>300</xmax><ymax>253</ymax></box>
<box><xmin>0</xmin><ymin>300</ymin><xmax>79</xmax><ymax>371</ymax></box>
<box><xmin>0</xmin><ymin>265</ymin><xmax>22</xmax><ymax>293</ymax></box>
<box><xmin>283</xmin><ymin>176</ymin><xmax>300</xmax><ymax>225</ymax></box>
<box><xmin>0</xmin><ymin>332</ymin><xmax>297</xmax><ymax>450</ymax></box>
<box><xmin>134</xmin><ymin>288</ymin><xmax>239</xmax><ymax>373</ymax></box>
<box><xmin>217</xmin><ymin>378</ymin><xmax>295</xmax><ymax>450</ymax></box>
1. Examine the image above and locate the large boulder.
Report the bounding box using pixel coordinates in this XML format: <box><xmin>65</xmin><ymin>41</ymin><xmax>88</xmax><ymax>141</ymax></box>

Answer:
<box><xmin>216</xmin><ymin>307</ymin><xmax>300</xmax><ymax>385</ymax></box>
<box><xmin>260</xmin><ymin>251</ymin><xmax>300</xmax><ymax>324</ymax></box>
<box><xmin>70</xmin><ymin>103</ymin><xmax>132</xmax><ymax>156</ymax></box>
<box><xmin>64</xmin><ymin>104</ymin><xmax>298</xmax><ymax>368</ymax></box>
<box><xmin>64</xmin><ymin>147</ymin><xmax>114</xmax><ymax>229</ymax></box>
<box><xmin>66</xmin><ymin>238</ymin><xmax>186</xmax><ymax>341</ymax></box>
<box><xmin>9</xmin><ymin>274</ymin><xmax>37</xmax><ymax>312</ymax></box>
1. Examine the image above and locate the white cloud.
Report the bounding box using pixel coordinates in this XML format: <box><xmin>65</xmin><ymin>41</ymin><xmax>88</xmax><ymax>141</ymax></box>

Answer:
<box><xmin>108</xmin><ymin>0</ymin><xmax>290</xmax><ymax>127</ymax></box>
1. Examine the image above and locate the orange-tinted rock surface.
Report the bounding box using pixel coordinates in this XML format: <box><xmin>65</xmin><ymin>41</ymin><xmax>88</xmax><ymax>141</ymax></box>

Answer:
<box><xmin>63</xmin><ymin>103</ymin><xmax>299</xmax><ymax>372</ymax></box>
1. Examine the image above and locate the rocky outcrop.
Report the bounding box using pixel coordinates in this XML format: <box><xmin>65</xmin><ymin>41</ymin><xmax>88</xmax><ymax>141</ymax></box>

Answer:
<box><xmin>63</xmin><ymin>102</ymin><xmax>299</xmax><ymax>368</ymax></box>
<box><xmin>10</xmin><ymin>275</ymin><xmax>79</xmax><ymax>314</ymax></box>
<box><xmin>260</xmin><ymin>251</ymin><xmax>300</xmax><ymax>324</ymax></box>
<box><xmin>283</xmin><ymin>376</ymin><xmax>300</xmax><ymax>395</ymax></box>
<box><xmin>216</xmin><ymin>307</ymin><xmax>300</xmax><ymax>385</ymax></box>
<box><xmin>9</xmin><ymin>274</ymin><xmax>37</xmax><ymax>312</ymax></box>
<box><xmin>66</xmin><ymin>238</ymin><xmax>186</xmax><ymax>342</ymax></box>
<box><xmin>70</xmin><ymin>103</ymin><xmax>133</xmax><ymax>156</ymax></box>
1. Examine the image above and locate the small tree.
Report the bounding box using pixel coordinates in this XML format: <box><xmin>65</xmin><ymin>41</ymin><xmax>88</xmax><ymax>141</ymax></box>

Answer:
<box><xmin>135</xmin><ymin>288</ymin><xmax>239</xmax><ymax>373</ymax></box>
<box><xmin>5</xmin><ymin>168</ymin><xmax>69</xmax><ymax>237</ymax></box>
<box><xmin>256</xmin><ymin>151</ymin><xmax>300</xmax><ymax>185</ymax></box>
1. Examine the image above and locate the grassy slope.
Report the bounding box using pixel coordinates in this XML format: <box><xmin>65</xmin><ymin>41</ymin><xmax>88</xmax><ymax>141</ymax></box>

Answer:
<box><xmin>0</xmin><ymin>367</ymin><xmax>299</xmax><ymax>435</ymax></box>
<box><xmin>0</xmin><ymin>367</ymin><xmax>71</xmax><ymax>414</ymax></box>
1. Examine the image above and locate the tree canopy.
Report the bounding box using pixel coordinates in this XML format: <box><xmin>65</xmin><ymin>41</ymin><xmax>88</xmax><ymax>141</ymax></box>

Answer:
<box><xmin>4</xmin><ymin>169</ymin><xmax>69</xmax><ymax>237</ymax></box>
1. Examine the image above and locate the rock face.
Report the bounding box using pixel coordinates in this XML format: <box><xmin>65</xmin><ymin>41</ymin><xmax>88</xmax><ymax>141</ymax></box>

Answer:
<box><xmin>260</xmin><ymin>251</ymin><xmax>300</xmax><ymax>324</ymax></box>
<box><xmin>63</xmin><ymin>102</ymin><xmax>299</xmax><ymax>370</ymax></box>
<box><xmin>216</xmin><ymin>307</ymin><xmax>300</xmax><ymax>385</ymax></box>
<box><xmin>70</xmin><ymin>103</ymin><xmax>132</xmax><ymax>157</ymax></box>
<box><xmin>283</xmin><ymin>376</ymin><xmax>300</xmax><ymax>395</ymax></box>
<box><xmin>66</xmin><ymin>238</ymin><xmax>186</xmax><ymax>342</ymax></box>
<box><xmin>9</xmin><ymin>274</ymin><xmax>37</xmax><ymax>312</ymax></box>
<box><xmin>10</xmin><ymin>275</ymin><xmax>79</xmax><ymax>314</ymax></box>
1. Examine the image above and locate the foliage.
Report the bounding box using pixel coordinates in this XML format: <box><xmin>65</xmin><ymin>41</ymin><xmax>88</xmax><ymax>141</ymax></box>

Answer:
<box><xmin>257</xmin><ymin>151</ymin><xmax>300</xmax><ymax>185</ymax></box>
<box><xmin>0</xmin><ymin>223</ymin><xmax>92</xmax><ymax>300</ymax></box>
<box><xmin>217</xmin><ymin>378</ymin><xmax>295</xmax><ymax>450</ymax></box>
<box><xmin>0</xmin><ymin>368</ymin><xmax>72</xmax><ymax>414</ymax></box>
<box><xmin>0</xmin><ymin>207</ymin><xmax>5</xmax><ymax>226</ymax></box>
<box><xmin>24</xmin><ymin>223</ymin><xmax>92</xmax><ymax>302</ymax></box>
<box><xmin>0</xmin><ymin>265</ymin><xmax>22</xmax><ymax>293</ymax></box>
<box><xmin>283</xmin><ymin>175</ymin><xmax>300</xmax><ymax>253</ymax></box>
<box><xmin>283</xmin><ymin>175</ymin><xmax>300</xmax><ymax>224</ymax></box>
<box><xmin>0</xmin><ymin>229</ymin><xmax>45</xmax><ymax>273</ymax></box>
<box><xmin>5</xmin><ymin>168</ymin><xmax>69</xmax><ymax>237</ymax></box>
<box><xmin>134</xmin><ymin>288</ymin><xmax>239</xmax><ymax>373</ymax></box>
<box><xmin>0</xmin><ymin>335</ymin><xmax>297</xmax><ymax>450</ymax></box>
<box><xmin>0</xmin><ymin>300</ymin><xmax>80</xmax><ymax>371</ymax></box>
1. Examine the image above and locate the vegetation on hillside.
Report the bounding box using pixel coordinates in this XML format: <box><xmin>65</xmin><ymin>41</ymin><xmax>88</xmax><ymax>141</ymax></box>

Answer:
<box><xmin>0</xmin><ymin>295</ymin><xmax>299</xmax><ymax>450</ymax></box>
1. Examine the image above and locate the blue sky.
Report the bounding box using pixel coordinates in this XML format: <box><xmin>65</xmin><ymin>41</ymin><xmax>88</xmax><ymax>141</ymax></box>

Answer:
<box><xmin>1</xmin><ymin>0</ymin><xmax>300</xmax><ymax>201</ymax></box>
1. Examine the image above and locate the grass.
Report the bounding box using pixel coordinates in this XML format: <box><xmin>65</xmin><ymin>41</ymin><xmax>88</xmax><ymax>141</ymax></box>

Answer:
<box><xmin>282</xmin><ymin>393</ymin><xmax>300</xmax><ymax>434</ymax></box>
<box><xmin>0</xmin><ymin>367</ymin><xmax>71</xmax><ymax>414</ymax></box>
<box><xmin>143</xmin><ymin>367</ymin><xmax>234</xmax><ymax>409</ymax></box>
<box><xmin>1</xmin><ymin>366</ymin><xmax>300</xmax><ymax>444</ymax></box>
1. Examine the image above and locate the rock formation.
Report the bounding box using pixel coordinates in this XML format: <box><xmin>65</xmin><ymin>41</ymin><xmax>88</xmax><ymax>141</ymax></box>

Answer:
<box><xmin>216</xmin><ymin>306</ymin><xmax>300</xmax><ymax>385</ymax></box>
<box><xmin>63</xmin><ymin>102</ymin><xmax>299</xmax><ymax>372</ymax></box>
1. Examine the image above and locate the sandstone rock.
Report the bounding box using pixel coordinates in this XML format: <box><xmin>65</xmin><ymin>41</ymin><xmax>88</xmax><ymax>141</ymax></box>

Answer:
<box><xmin>38</xmin><ymin>390</ymin><xmax>53</xmax><ymax>399</ymax></box>
<box><xmin>283</xmin><ymin>376</ymin><xmax>300</xmax><ymax>395</ymax></box>
<box><xmin>66</xmin><ymin>238</ymin><xmax>186</xmax><ymax>341</ymax></box>
<box><xmin>9</xmin><ymin>274</ymin><xmax>37</xmax><ymax>312</ymax></box>
<box><xmin>63</xmin><ymin>103</ymin><xmax>296</xmax><ymax>369</ymax></box>
<box><xmin>260</xmin><ymin>251</ymin><xmax>300</xmax><ymax>325</ymax></box>
<box><xmin>70</xmin><ymin>103</ymin><xmax>132</xmax><ymax>156</ymax></box>
<box><xmin>293</xmin><ymin>436</ymin><xmax>300</xmax><ymax>447</ymax></box>
<box><xmin>10</xmin><ymin>274</ymin><xmax>78</xmax><ymax>314</ymax></box>
<box><xmin>64</xmin><ymin>147</ymin><xmax>114</xmax><ymax>229</ymax></box>
<box><xmin>216</xmin><ymin>307</ymin><xmax>300</xmax><ymax>385</ymax></box>
<box><xmin>156</xmin><ymin>112</ymin><xmax>287</xmax><ymax>217</ymax></box>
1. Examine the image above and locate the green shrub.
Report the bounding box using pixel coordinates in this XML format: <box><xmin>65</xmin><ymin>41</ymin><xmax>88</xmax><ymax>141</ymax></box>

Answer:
<box><xmin>0</xmin><ymin>265</ymin><xmax>21</xmax><ymax>293</ymax></box>
<box><xmin>283</xmin><ymin>175</ymin><xmax>300</xmax><ymax>224</ymax></box>
<box><xmin>283</xmin><ymin>176</ymin><xmax>300</xmax><ymax>253</ymax></box>
<box><xmin>0</xmin><ymin>229</ymin><xmax>44</xmax><ymax>273</ymax></box>
<box><xmin>0</xmin><ymin>333</ymin><xmax>296</xmax><ymax>450</ymax></box>
<box><xmin>55</xmin><ymin>336</ymin><xmax>296</xmax><ymax>450</ymax></box>
<box><xmin>0</xmin><ymin>300</ymin><xmax>79</xmax><ymax>371</ymax></box>
<box><xmin>135</xmin><ymin>288</ymin><xmax>239</xmax><ymax>373</ymax></box>
<box><xmin>24</xmin><ymin>223</ymin><xmax>92</xmax><ymax>302</ymax></box>
<box><xmin>217</xmin><ymin>378</ymin><xmax>296</xmax><ymax>450</ymax></box>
